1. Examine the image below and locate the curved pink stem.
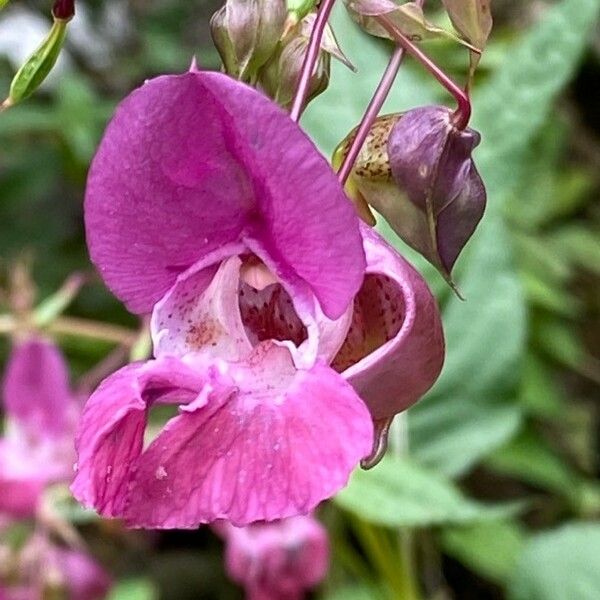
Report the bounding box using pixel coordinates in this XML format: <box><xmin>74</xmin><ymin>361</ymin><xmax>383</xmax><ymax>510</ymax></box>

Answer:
<box><xmin>337</xmin><ymin>46</ymin><xmax>405</xmax><ymax>185</ymax></box>
<box><xmin>289</xmin><ymin>0</ymin><xmax>337</xmax><ymax>122</ymax></box>
<box><xmin>376</xmin><ymin>14</ymin><xmax>471</xmax><ymax>129</ymax></box>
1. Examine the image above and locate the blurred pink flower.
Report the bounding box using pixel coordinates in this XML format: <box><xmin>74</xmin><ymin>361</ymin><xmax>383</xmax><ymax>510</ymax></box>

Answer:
<box><xmin>219</xmin><ymin>515</ymin><xmax>329</xmax><ymax>600</ymax></box>
<box><xmin>72</xmin><ymin>70</ymin><xmax>444</xmax><ymax>529</ymax></box>
<box><xmin>0</xmin><ymin>534</ymin><xmax>111</xmax><ymax>600</ymax></box>
<box><xmin>0</xmin><ymin>337</ymin><xmax>81</xmax><ymax>518</ymax></box>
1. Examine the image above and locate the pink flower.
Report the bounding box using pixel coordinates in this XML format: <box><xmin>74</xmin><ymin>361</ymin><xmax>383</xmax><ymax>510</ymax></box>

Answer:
<box><xmin>0</xmin><ymin>337</ymin><xmax>80</xmax><ymax>518</ymax></box>
<box><xmin>0</xmin><ymin>534</ymin><xmax>111</xmax><ymax>600</ymax></box>
<box><xmin>72</xmin><ymin>70</ymin><xmax>444</xmax><ymax>528</ymax></box>
<box><xmin>219</xmin><ymin>515</ymin><xmax>329</xmax><ymax>600</ymax></box>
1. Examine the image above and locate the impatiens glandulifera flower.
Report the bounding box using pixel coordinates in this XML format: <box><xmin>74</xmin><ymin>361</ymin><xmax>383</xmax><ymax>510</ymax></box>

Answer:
<box><xmin>74</xmin><ymin>70</ymin><xmax>371</xmax><ymax>527</ymax></box>
<box><xmin>258</xmin><ymin>12</ymin><xmax>354</xmax><ymax>109</ymax></box>
<box><xmin>73</xmin><ymin>69</ymin><xmax>444</xmax><ymax>526</ymax></box>
<box><xmin>0</xmin><ymin>337</ymin><xmax>80</xmax><ymax>518</ymax></box>
<box><xmin>210</xmin><ymin>0</ymin><xmax>287</xmax><ymax>81</ymax></box>
<box><xmin>218</xmin><ymin>515</ymin><xmax>329</xmax><ymax>600</ymax></box>
<box><xmin>336</xmin><ymin>107</ymin><xmax>486</xmax><ymax>287</ymax></box>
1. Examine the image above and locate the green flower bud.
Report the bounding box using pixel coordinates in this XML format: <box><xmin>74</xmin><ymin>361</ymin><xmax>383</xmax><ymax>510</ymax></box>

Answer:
<box><xmin>1</xmin><ymin>17</ymin><xmax>69</xmax><ymax>110</ymax></box>
<box><xmin>210</xmin><ymin>0</ymin><xmax>287</xmax><ymax>81</ymax></box>
<box><xmin>258</xmin><ymin>13</ymin><xmax>353</xmax><ymax>109</ymax></box>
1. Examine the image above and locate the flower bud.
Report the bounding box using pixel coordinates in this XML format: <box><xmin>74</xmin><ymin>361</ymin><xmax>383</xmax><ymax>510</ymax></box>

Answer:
<box><xmin>210</xmin><ymin>0</ymin><xmax>287</xmax><ymax>81</ymax></box>
<box><xmin>52</xmin><ymin>0</ymin><xmax>75</xmax><ymax>21</ymax></box>
<box><xmin>1</xmin><ymin>16</ymin><xmax>69</xmax><ymax>110</ymax></box>
<box><xmin>219</xmin><ymin>516</ymin><xmax>329</xmax><ymax>599</ymax></box>
<box><xmin>338</xmin><ymin>107</ymin><xmax>486</xmax><ymax>286</ymax></box>
<box><xmin>258</xmin><ymin>12</ymin><xmax>353</xmax><ymax>109</ymax></box>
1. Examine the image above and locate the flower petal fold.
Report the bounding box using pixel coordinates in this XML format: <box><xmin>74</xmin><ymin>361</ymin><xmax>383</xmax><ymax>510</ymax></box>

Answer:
<box><xmin>335</xmin><ymin>226</ymin><xmax>445</xmax><ymax>419</ymax></box>
<box><xmin>71</xmin><ymin>358</ymin><xmax>204</xmax><ymax>516</ymax></box>
<box><xmin>85</xmin><ymin>71</ymin><xmax>365</xmax><ymax>318</ymax></box>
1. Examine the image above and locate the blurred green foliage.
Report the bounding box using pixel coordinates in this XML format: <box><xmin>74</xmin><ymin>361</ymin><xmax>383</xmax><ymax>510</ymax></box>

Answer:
<box><xmin>1</xmin><ymin>0</ymin><xmax>599</xmax><ymax>598</ymax></box>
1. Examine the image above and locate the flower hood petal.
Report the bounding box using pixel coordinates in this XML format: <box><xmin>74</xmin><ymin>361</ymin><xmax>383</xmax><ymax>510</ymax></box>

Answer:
<box><xmin>71</xmin><ymin>357</ymin><xmax>205</xmax><ymax>516</ymax></box>
<box><xmin>85</xmin><ymin>70</ymin><xmax>365</xmax><ymax>319</ymax></box>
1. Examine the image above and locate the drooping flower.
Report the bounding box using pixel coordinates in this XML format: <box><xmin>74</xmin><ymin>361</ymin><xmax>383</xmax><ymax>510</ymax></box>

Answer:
<box><xmin>335</xmin><ymin>224</ymin><xmax>445</xmax><ymax>421</ymax></box>
<box><xmin>73</xmin><ymin>70</ymin><xmax>371</xmax><ymax>527</ymax></box>
<box><xmin>0</xmin><ymin>337</ymin><xmax>80</xmax><ymax>518</ymax></box>
<box><xmin>72</xmin><ymin>69</ymin><xmax>444</xmax><ymax>528</ymax></box>
<box><xmin>217</xmin><ymin>515</ymin><xmax>329</xmax><ymax>600</ymax></box>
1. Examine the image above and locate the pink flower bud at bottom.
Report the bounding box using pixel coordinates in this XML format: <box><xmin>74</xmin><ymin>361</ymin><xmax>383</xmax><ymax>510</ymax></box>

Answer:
<box><xmin>219</xmin><ymin>515</ymin><xmax>329</xmax><ymax>599</ymax></box>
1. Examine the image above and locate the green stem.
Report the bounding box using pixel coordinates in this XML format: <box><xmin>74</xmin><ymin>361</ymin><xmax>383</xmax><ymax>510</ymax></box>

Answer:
<box><xmin>353</xmin><ymin>517</ymin><xmax>420</xmax><ymax>600</ymax></box>
<box><xmin>0</xmin><ymin>313</ymin><xmax>138</xmax><ymax>346</ymax></box>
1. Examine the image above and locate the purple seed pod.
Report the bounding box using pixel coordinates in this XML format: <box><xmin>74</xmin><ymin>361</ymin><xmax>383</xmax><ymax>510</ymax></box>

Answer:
<box><xmin>387</xmin><ymin>105</ymin><xmax>486</xmax><ymax>280</ymax></box>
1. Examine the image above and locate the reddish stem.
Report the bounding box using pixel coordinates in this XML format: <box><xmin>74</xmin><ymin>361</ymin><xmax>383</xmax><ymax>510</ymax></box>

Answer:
<box><xmin>337</xmin><ymin>46</ymin><xmax>405</xmax><ymax>185</ymax></box>
<box><xmin>289</xmin><ymin>0</ymin><xmax>337</xmax><ymax>122</ymax></box>
<box><xmin>376</xmin><ymin>14</ymin><xmax>471</xmax><ymax>129</ymax></box>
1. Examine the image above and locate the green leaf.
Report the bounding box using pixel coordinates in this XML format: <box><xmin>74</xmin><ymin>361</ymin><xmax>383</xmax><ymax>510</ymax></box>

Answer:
<box><xmin>504</xmin><ymin>121</ymin><xmax>592</xmax><ymax>230</ymax></box>
<box><xmin>551</xmin><ymin>226</ymin><xmax>600</xmax><ymax>276</ymax></box>
<box><xmin>474</xmin><ymin>0</ymin><xmax>600</xmax><ymax>196</ymax></box>
<box><xmin>534</xmin><ymin>313</ymin><xmax>599</xmax><ymax>381</ymax></box>
<box><xmin>106</xmin><ymin>579</ymin><xmax>158</xmax><ymax>600</ymax></box>
<box><xmin>441</xmin><ymin>520</ymin><xmax>526</xmax><ymax>584</ymax></box>
<box><xmin>410</xmin><ymin>0</ymin><xmax>599</xmax><ymax>476</ymax></box>
<box><xmin>408</xmin><ymin>212</ymin><xmax>525</xmax><ymax>476</ymax></box>
<box><xmin>518</xmin><ymin>353</ymin><xmax>565</xmax><ymax>418</ymax></box>
<box><xmin>409</xmin><ymin>397</ymin><xmax>522</xmax><ymax>476</ymax></box>
<box><xmin>486</xmin><ymin>429</ymin><xmax>583</xmax><ymax>501</ymax></box>
<box><xmin>487</xmin><ymin>429</ymin><xmax>600</xmax><ymax>515</ymax></box>
<box><xmin>508</xmin><ymin>523</ymin><xmax>600</xmax><ymax>600</ymax></box>
<box><xmin>335</xmin><ymin>456</ymin><xmax>521</xmax><ymax>527</ymax></box>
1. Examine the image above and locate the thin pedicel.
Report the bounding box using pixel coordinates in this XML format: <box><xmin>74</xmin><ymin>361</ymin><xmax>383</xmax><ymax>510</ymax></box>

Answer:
<box><xmin>290</xmin><ymin>0</ymin><xmax>337</xmax><ymax>121</ymax></box>
<box><xmin>376</xmin><ymin>13</ymin><xmax>472</xmax><ymax>130</ymax></box>
<box><xmin>337</xmin><ymin>46</ymin><xmax>406</xmax><ymax>186</ymax></box>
